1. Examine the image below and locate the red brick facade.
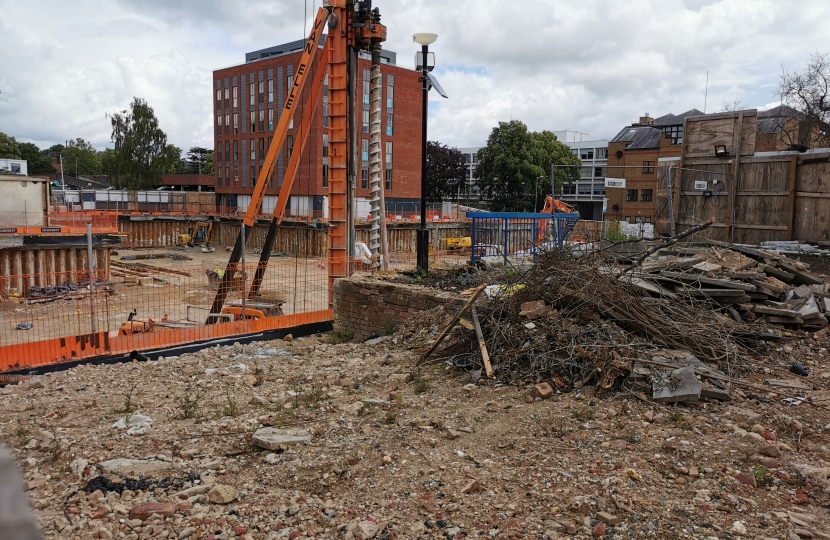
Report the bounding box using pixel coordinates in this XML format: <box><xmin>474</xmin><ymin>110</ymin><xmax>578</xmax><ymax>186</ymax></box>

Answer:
<box><xmin>212</xmin><ymin>44</ymin><xmax>422</xmax><ymax>207</ymax></box>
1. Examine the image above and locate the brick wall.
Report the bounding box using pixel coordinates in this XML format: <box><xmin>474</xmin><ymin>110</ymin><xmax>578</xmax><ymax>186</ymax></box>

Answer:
<box><xmin>333</xmin><ymin>278</ymin><xmax>467</xmax><ymax>341</ymax></box>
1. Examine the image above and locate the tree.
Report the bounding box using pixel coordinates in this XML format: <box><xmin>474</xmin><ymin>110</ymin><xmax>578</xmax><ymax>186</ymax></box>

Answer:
<box><xmin>183</xmin><ymin>147</ymin><xmax>213</xmax><ymax>174</ymax></box>
<box><xmin>41</xmin><ymin>144</ymin><xmax>65</xmax><ymax>161</ymax></box>
<box><xmin>776</xmin><ymin>51</ymin><xmax>830</xmax><ymax>150</ymax></box>
<box><xmin>202</xmin><ymin>151</ymin><xmax>215</xmax><ymax>175</ymax></box>
<box><xmin>425</xmin><ymin>141</ymin><xmax>466</xmax><ymax>203</ymax></box>
<box><xmin>62</xmin><ymin>138</ymin><xmax>102</xmax><ymax>177</ymax></box>
<box><xmin>19</xmin><ymin>142</ymin><xmax>55</xmax><ymax>174</ymax></box>
<box><xmin>108</xmin><ymin>97</ymin><xmax>182</xmax><ymax>189</ymax></box>
<box><xmin>720</xmin><ymin>98</ymin><xmax>746</xmax><ymax>112</ymax></box>
<box><xmin>474</xmin><ymin>120</ymin><xmax>580</xmax><ymax>212</ymax></box>
<box><xmin>0</xmin><ymin>132</ymin><xmax>21</xmax><ymax>159</ymax></box>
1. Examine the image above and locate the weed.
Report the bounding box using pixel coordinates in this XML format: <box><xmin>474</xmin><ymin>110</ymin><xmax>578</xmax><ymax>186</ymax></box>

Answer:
<box><xmin>382</xmin><ymin>319</ymin><xmax>397</xmax><ymax>336</ymax></box>
<box><xmin>412</xmin><ymin>375</ymin><xmax>429</xmax><ymax>394</ymax></box>
<box><xmin>384</xmin><ymin>410</ymin><xmax>397</xmax><ymax>425</ymax></box>
<box><xmin>222</xmin><ymin>384</ymin><xmax>240</xmax><ymax>417</ymax></box>
<box><xmin>571</xmin><ymin>404</ymin><xmax>596</xmax><ymax>422</ymax></box>
<box><xmin>328</xmin><ymin>329</ymin><xmax>354</xmax><ymax>344</ymax></box>
<box><xmin>173</xmin><ymin>387</ymin><xmax>203</xmax><ymax>419</ymax></box>
<box><xmin>14</xmin><ymin>422</ymin><xmax>30</xmax><ymax>442</ymax></box>
<box><xmin>117</xmin><ymin>382</ymin><xmax>140</xmax><ymax>414</ymax></box>
<box><xmin>605</xmin><ymin>228</ymin><xmax>638</xmax><ymax>242</ymax></box>
<box><xmin>273</xmin><ymin>403</ymin><xmax>296</xmax><ymax>427</ymax></box>
<box><xmin>753</xmin><ymin>465</ymin><xmax>769</xmax><ymax>485</ymax></box>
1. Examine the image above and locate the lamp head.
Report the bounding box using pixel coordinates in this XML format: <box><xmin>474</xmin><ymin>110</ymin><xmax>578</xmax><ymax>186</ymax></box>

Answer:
<box><xmin>412</xmin><ymin>33</ymin><xmax>438</xmax><ymax>46</ymax></box>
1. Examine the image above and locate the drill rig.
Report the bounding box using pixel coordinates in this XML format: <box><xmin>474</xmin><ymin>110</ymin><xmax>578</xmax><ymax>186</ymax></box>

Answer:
<box><xmin>207</xmin><ymin>0</ymin><xmax>387</xmax><ymax>324</ymax></box>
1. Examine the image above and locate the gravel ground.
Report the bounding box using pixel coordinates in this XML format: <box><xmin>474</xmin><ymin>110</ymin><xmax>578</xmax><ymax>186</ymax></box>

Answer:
<box><xmin>2</xmin><ymin>324</ymin><xmax>830</xmax><ymax>540</ymax></box>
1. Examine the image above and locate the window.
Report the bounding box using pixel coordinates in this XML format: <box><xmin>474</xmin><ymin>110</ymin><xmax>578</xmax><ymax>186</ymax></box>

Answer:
<box><xmin>216</xmin><ymin>89</ymin><xmax>222</xmax><ymax>110</ymax></box>
<box><xmin>322</xmin><ymin>165</ymin><xmax>328</xmax><ymax>188</ymax></box>
<box><xmin>224</xmin><ymin>87</ymin><xmax>229</xmax><ymax>108</ymax></box>
<box><xmin>662</xmin><ymin>125</ymin><xmax>683</xmax><ymax>145</ymax></box>
<box><xmin>259</xmin><ymin>138</ymin><xmax>264</xmax><ymax>162</ymax></box>
<box><xmin>233</xmin><ymin>164</ymin><xmax>239</xmax><ymax>183</ymax></box>
<box><xmin>216</xmin><ymin>115</ymin><xmax>222</xmax><ymax>136</ymax></box>
<box><xmin>268</xmin><ymin>79</ymin><xmax>273</xmax><ymax>103</ymax></box>
<box><xmin>385</xmin><ymin>169</ymin><xmax>392</xmax><ymax>191</ymax></box>
<box><xmin>562</xmin><ymin>184</ymin><xmax>576</xmax><ymax>195</ymax></box>
<box><xmin>287</xmin><ymin>75</ymin><xmax>293</xmax><ymax>93</ymax></box>
<box><xmin>225</xmin><ymin>166</ymin><xmax>230</xmax><ymax>184</ymax></box>
<box><xmin>642</xmin><ymin>161</ymin><xmax>655</xmax><ymax>174</ymax></box>
<box><xmin>595</xmin><ymin>148</ymin><xmax>608</xmax><ymax>159</ymax></box>
<box><xmin>249</xmin><ymin>82</ymin><xmax>255</xmax><ymax>103</ymax></box>
<box><xmin>233</xmin><ymin>113</ymin><xmax>238</xmax><ymax>134</ymax></box>
<box><xmin>385</xmin><ymin>142</ymin><xmax>392</xmax><ymax>164</ymax></box>
<box><xmin>232</xmin><ymin>86</ymin><xmax>237</xmax><ymax>108</ymax></box>
<box><xmin>386</xmin><ymin>112</ymin><xmax>393</xmax><ymax>136</ymax></box>
<box><xmin>635</xmin><ymin>216</ymin><xmax>642</xmax><ymax>224</ymax></box>
<box><xmin>593</xmin><ymin>184</ymin><xmax>606</xmax><ymax>195</ymax></box>
<box><xmin>251</xmin><ymin>166</ymin><xmax>256</xmax><ymax>186</ymax></box>
<box><xmin>386</xmin><ymin>75</ymin><xmax>394</xmax><ymax>109</ymax></box>
<box><xmin>250</xmin><ymin>111</ymin><xmax>256</xmax><ymax>133</ymax></box>
<box><xmin>233</xmin><ymin>140</ymin><xmax>238</xmax><ymax>161</ymax></box>
<box><xmin>361</xmin><ymin>168</ymin><xmax>368</xmax><ymax>190</ymax></box>
<box><xmin>217</xmin><ymin>167</ymin><xmax>222</xmax><ymax>187</ymax></box>
<box><xmin>594</xmin><ymin>167</ymin><xmax>606</xmax><ymax>178</ymax></box>
<box><xmin>217</xmin><ymin>143</ymin><xmax>222</xmax><ymax>163</ymax></box>
<box><xmin>225</xmin><ymin>114</ymin><xmax>230</xmax><ymax>135</ymax></box>
<box><xmin>579</xmin><ymin>167</ymin><xmax>592</xmax><ymax>178</ymax></box>
<box><xmin>287</xmin><ymin>135</ymin><xmax>294</xmax><ymax>158</ymax></box>
<box><xmin>250</xmin><ymin>139</ymin><xmax>256</xmax><ymax>161</ymax></box>
<box><xmin>362</xmin><ymin>109</ymin><xmax>369</xmax><ymax>133</ymax></box>
<box><xmin>259</xmin><ymin>109</ymin><xmax>264</xmax><ymax>132</ymax></box>
<box><xmin>578</xmin><ymin>184</ymin><xmax>592</xmax><ymax>195</ymax></box>
<box><xmin>323</xmin><ymin>102</ymin><xmax>328</xmax><ymax>128</ymax></box>
<box><xmin>641</xmin><ymin>189</ymin><xmax>653</xmax><ymax>202</ymax></box>
<box><xmin>224</xmin><ymin>141</ymin><xmax>230</xmax><ymax>162</ymax></box>
<box><xmin>624</xmin><ymin>216</ymin><xmax>631</xmax><ymax>223</ymax></box>
<box><xmin>626</xmin><ymin>189</ymin><xmax>638</xmax><ymax>202</ymax></box>
<box><xmin>580</xmin><ymin>148</ymin><xmax>594</xmax><ymax>160</ymax></box>
<box><xmin>323</xmin><ymin>134</ymin><xmax>328</xmax><ymax>158</ymax></box>
<box><xmin>363</xmin><ymin>69</ymin><xmax>370</xmax><ymax>105</ymax></box>
<box><xmin>362</xmin><ymin>139</ymin><xmax>369</xmax><ymax>162</ymax></box>
<box><xmin>645</xmin><ymin>217</ymin><xmax>652</xmax><ymax>223</ymax></box>
<box><xmin>258</xmin><ymin>79</ymin><xmax>264</xmax><ymax>103</ymax></box>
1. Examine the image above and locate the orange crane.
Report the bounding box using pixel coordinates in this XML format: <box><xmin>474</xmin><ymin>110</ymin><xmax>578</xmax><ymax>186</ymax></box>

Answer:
<box><xmin>207</xmin><ymin>1</ymin><xmax>387</xmax><ymax>323</ymax></box>
<box><xmin>537</xmin><ymin>195</ymin><xmax>579</xmax><ymax>244</ymax></box>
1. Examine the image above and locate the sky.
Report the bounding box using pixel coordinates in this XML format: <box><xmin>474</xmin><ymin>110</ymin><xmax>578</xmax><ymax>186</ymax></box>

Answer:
<box><xmin>1</xmin><ymin>0</ymin><xmax>828</xmax><ymax>153</ymax></box>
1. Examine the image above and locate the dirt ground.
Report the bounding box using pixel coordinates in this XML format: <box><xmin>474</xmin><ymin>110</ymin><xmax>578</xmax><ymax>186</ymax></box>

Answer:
<box><xmin>2</xmin><ymin>315</ymin><xmax>830</xmax><ymax>540</ymax></box>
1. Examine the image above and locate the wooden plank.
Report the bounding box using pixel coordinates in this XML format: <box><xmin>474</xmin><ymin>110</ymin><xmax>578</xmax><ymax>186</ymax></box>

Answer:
<box><xmin>787</xmin><ymin>156</ymin><xmax>798</xmax><ymax>241</ymax></box>
<box><xmin>765</xmin><ymin>316</ymin><xmax>804</xmax><ymax>325</ymax></box>
<box><xmin>733</xmin><ymin>224</ymin><xmax>788</xmax><ymax>231</ymax></box>
<box><xmin>794</xmin><ymin>192</ymin><xmax>830</xmax><ymax>199</ymax></box>
<box><xmin>763</xmin><ymin>266</ymin><xmax>795</xmax><ymax>283</ymax></box>
<box><xmin>673</xmin><ymin>286</ymin><xmax>748</xmax><ymax>297</ymax></box>
<box><xmin>416</xmin><ymin>283</ymin><xmax>487</xmax><ymax>367</ymax></box>
<box><xmin>749</xmin><ymin>279</ymin><xmax>786</xmax><ymax>295</ymax></box>
<box><xmin>776</xmin><ymin>261</ymin><xmax>824</xmax><ymax>285</ymax></box>
<box><xmin>705</xmin><ymin>239</ymin><xmax>772</xmax><ymax>261</ymax></box>
<box><xmin>470</xmin><ymin>305</ymin><xmax>493</xmax><ymax>378</ymax></box>
<box><xmin>728</xmin><ymin>112</ymin><xmax>744</xmax><ymax>243</ymax></box>
<box><xmin>661</xmin><ymin>271</ymin><xmax>757</xmax><ymax>291</ymax></box>
<box><xmin>741</xmin><ymin>304</ymin><xmax>800</xmax><ymax>317</ymax></box>
<box><xmin>734</xmin><ymin>190</ymin><xmax>790</xmax><ymax>196</ymax></box>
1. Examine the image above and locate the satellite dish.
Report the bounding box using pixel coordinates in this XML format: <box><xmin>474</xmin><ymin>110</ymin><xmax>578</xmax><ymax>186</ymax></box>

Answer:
<box><xmin>427</xmin><ymin>73</ymin><xmax>448</xmax><ymax>99</ymax></box>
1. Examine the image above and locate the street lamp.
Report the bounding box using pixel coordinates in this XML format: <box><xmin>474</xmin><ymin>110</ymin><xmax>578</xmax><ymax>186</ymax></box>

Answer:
<box><xmin>414</xmin><ymin>32</ymin><xmax>438</xmax><ymax>274</ymax></box>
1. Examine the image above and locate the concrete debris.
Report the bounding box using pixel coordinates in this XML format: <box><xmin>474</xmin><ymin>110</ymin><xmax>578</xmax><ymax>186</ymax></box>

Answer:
<box><xmin>251</xmin><ymin>427</ymin><xmax>311</xmax><ymax>450</ymax></box>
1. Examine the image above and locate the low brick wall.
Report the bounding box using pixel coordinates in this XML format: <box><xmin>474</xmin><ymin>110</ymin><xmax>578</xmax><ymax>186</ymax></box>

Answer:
<box><xmin>333</xmin><ymin>277</ymin><xmax>467</xmax><ymax>341</ymax></box>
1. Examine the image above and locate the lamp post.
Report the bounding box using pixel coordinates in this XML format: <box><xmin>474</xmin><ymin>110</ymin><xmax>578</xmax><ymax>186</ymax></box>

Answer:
<box><xmin>413</xmin><ymin>32</ymin><xmax>437</xmax><ymax>274</ymax></box>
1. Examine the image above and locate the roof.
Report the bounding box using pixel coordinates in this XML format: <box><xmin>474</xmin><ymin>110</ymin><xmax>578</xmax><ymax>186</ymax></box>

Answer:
<box><xmin>246</xmin><ymin>35</ymin><xmax>397</xmax><ymax>65</ymax></box>
<box><xmin>610</xmin><ymin>125</ymin><xmax>662</xmax><ymax>149</ymax></box>
<box><xmin>652</xmin><ymin>109</ymin><xmax>704</xmax><ymax>127</ymax></box>
<box><xmin>757</xmin><ymin>105</ymin><xmax>803</xmax><ymax>135</ymax></box>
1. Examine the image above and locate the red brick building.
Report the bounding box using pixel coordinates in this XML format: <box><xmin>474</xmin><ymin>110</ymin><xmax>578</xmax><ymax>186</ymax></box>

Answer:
<box><xmin>605</xmin><ymin>111</ymin><xmax>701</xmax><ymax>223</ymax></box>
<box><xmin>212</xmin><ymin>36</ymin><xmax>422</xmax><ymax>218</ymax></box>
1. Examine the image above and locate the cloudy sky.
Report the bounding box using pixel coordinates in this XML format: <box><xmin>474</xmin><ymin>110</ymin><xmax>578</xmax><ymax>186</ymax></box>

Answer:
<box><xmin>1</xmin><ymin>0</ymin><xmax>828</xmax><ymax>153</ymax></box>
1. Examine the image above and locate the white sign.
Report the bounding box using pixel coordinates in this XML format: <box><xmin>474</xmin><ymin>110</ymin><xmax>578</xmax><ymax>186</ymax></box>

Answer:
<box><xmin>694</xmin><ymin>180</ymin><xmax>708</xmax><ymax>190</ymax></box>
<box><xmin>605</xmin><ymin>178</ymin><xmax>626</xmax><ymax>188</ymax></box>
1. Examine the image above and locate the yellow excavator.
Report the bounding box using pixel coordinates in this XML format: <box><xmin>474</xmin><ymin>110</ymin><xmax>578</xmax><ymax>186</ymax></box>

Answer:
<box><xmin>177</xmin><ymin>222</ymin><xmax>213</xmax><ymax>248</ymax></box>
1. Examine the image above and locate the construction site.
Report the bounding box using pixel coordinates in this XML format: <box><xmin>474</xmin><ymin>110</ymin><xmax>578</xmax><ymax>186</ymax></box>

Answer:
<box><xmin>4</xmin><ymin>2</ymin><xmax>830</xmax><ymax>540</ymax></box>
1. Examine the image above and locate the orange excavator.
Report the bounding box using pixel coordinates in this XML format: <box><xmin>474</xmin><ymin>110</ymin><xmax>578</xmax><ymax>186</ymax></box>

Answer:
<box><xmin>537</xmin><ymin>195</ymin><xmax>580</xmax><ymax>244</ymax></box>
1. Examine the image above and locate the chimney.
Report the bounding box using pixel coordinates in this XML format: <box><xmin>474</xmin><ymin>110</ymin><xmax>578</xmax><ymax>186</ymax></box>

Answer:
<box><xmin>639</xmin><ymin>113</ymin><xmax>653</xmax><ymax>125</ymax></box>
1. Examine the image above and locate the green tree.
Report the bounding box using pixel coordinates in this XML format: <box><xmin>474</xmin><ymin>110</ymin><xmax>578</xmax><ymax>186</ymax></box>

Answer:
<box><xmin>426</xmin><ymin>141</ymin><xmax>466</xmax><ymax>203</ymax></box>
<box><xmin>474</xmin><ymin>120</ymin><xmax>580</xmax><ymax>211</ymax></box>
<box><xmin>41</xmin><ymin>144</ymin><xmax>65</xmax><ymax>161</ymax></box>
<box><xmin>19</xmin><ymin>142</ymin><xmax>55</xmax><ymax>174</ymax></box>
<box><xmin>183</xmin><ymin>146</ymin><xmax>213</xmax><ymax>174</ymax></box>
<box><xmin>0</xmin><ymin>132</ymin><xmax>21</xmax><ymax>159</ymax></box>
<box><xmin>202</xmin><ymin>151</ymin><xmax>215</xmax><ymax>175</ymax></box>
<box><xmin>63</xmin><ymin>138</ymin><xmax>102</xmax><ymax>177</ymax></box>
<box><xmin>108</xmin><ymin>97</ymin><xmax>181</xmax><ymax>189</ymax></box>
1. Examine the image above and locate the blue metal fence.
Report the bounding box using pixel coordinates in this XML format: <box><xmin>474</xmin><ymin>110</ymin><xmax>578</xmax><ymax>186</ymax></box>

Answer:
<box><xmin>467</xmin><ymin>212</ymin><xmax>579</xmax><ymax>265</ymax></box>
